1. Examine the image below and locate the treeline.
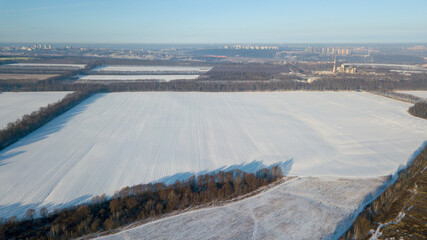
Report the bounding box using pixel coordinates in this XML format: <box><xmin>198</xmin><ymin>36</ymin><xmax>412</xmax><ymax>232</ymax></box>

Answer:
<box><xmin>1</xmin><ymin>73</ymin><xmax>427</xmax><ymax>93</ymax></box>
<box><xmin>39</xmin><ymin>61</ymin><xmax>102</xmax><ymax>85</ymax></box>
<box><xmin>409</xmin><ymin>101</ymin><xmax>427</xmax><ymax>119</ymax></box>
<box><xmin>0</xmin><ymin>89</ymin><xmax>101</xmax><ymax>151</ymax></box>
<box><xmin>340</xmin><ymin>144</ymin><xmax>427</xmax><ymax>239</ymax></box>
<box><xmin>202</xmin><ymin>71</ymin><xmax>271</xmax><ymax>81</ymax></box>
<box><xmin>0</xmin><ymin>61</ymin><xmax>102</xmax><ymax>87</ymax></box>
<box><xmin>370</xmin><ymin>90</ymin><xmax>424</xmax><ymax>103</ymax></box>
<box><xmin>0</xmin><ymin>166</ymin><xmax>284</xmax><ymax>239</ymax></box>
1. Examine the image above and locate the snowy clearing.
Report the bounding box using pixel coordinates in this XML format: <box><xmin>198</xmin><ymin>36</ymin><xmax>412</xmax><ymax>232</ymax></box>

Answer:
<box><xmin>92</xmin><ymin>65</ymin><xmax>211</xmax><ymax>73</ymax></box>
<box><xmin>1</xmin><ymin>63</ymin><xmax>86</xmax><ymax>69</ymax></box>
<box><xmin>76</xmin><ymin>74</ymin><xmax>200</xmax><ymax>82</ymax></box>
<box><xmin>98</xmin><ymin>177</ymin><xmax>386</xmax><ymax>240</ymax></box>
<box><xmin>396</xmin><ymin>91</ymin><xmax>427</xmax><ymax>99</ymax></box>
<box><xmin>0</xmin><ymin>92</ymin><xmax>71</xmax><ymax>129</ymax></box>
<box><xmin>1</xmin><ymin>91</ymin><xmax>427</xmax><ymax>220</ymax></box>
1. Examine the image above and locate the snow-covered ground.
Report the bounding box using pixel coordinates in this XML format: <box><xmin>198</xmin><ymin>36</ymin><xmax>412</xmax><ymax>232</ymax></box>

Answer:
<box><xmin>1</xmin><ymin>91</ymin><xmax>426</xmax><ymax>225</ymax></box>
<box><xmin>0</xmin><ymin>92</ymin><xmax>71</xmax><ymax>129</ymax></box>
<box><xmin>1</xmin><ymin>63</ymin><xmax>86</xmax><ymax>69</ymax></box>
<box><xmin>99</xmin><ymin>177</ymin><xmax>386</xmax><ymax>240</ymax></box>
<box><xmin>76</xmin><ymin>74</ymin><xmax>200</xmax><ymax>82</ymax></box>
<box><xmin>92</xmin><ymin>65</ymin><xmax>211</xmax><ymax>73</ymax></box>
<box><xmin>396</xmin><ymin>91</ymin><xmax>427</xmax><ymax>99</ymax></box>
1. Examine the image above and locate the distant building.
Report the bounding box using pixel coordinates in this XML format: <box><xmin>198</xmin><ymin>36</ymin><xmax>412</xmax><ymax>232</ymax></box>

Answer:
<box><xmin>230</xmin><ymin>45</ymin><xmax>278</xmax><ymax>50</ymax></box>
<box><xmin>336</xmin><ymin>64</ymin><xmax>357</xmax><ymax>74</ymax></box>
<box><xmin>305</xmin><ymin>47</ymin><xmax>314</xmax><ymax>53</ymax></box>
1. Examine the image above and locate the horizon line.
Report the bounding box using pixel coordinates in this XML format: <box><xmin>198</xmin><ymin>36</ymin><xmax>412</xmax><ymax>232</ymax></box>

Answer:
<box><xmin>1</xmin><ymin>41</ymin><xmax>426</xmax><ymax>45</ymax></box>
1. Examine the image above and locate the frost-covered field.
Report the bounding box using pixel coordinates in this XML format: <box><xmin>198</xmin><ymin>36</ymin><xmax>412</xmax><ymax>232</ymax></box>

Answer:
<box><xmin>1</xmin><ymin>91</ymin><xmax>427</xmax><ymax>225</ymax></box>
<box><xmin>92</xmin><ymin>65</ymin><xmax>211</xmax><ymax>73</ymax></box>
<box><xmin>397</xmin><ymin>90</ymin><xmax>427</xmax><ymax>99</ymax></box>
<box><xmin>99</xmin><ymin>177</ymin><xmax>386</xmax><ymax>240</ymax></box>
<box><xmin>77</xmin><ymin>74</ymin><xmax>199</xmax><ymax>82</ymax></box>
<box><xmin>1</xmin><ymin>63</ymin><xmax>86</xmax><ymax>69</ymax></box>
<box><xmin>0</xmin><ymin>92</ymin><xmax>70</xmax><ymax>129</ymax></box>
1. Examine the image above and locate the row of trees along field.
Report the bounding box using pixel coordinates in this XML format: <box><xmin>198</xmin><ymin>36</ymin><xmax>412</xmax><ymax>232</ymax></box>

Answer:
<box><xmin>1</xmin><ymin>72</ymin><xmax>427</xmax><ymax>92</ymax></box>
<box><xmin>409</xmin><ymin>101</ymin><xmax>427</xmax><ymax>119</ymax></box>
<box><xmin>0</xmin><ymin>88</ymin><xmax>103</xmax><ymax>151</ymax></box>
<box><xmin>0</xmin><ymin>166</ymin><xmax>284</xmax><ymax>239</ymax></box>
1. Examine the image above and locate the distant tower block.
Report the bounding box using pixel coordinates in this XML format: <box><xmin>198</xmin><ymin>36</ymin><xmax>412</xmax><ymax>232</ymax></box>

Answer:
<box><xmin>332</xmin><ymin>55</ymin><xmax>337</xmax><ymax>74</ymax></box>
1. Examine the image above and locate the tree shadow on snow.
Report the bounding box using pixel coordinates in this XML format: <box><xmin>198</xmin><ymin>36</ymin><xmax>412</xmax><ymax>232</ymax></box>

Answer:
<box><xmin>0</xmin><ymin>158</ymin><xmax>293</xmax><ymax>220</ymax></box>
<box><xmin>0</xmin><ymin>93</ymin><xmax>107</xmax><ymax>163</ymax></box>
<box><xmin>0</xmin><ymin>194</ymin><xmax>92</xmax><ymax>220</ymax></box>
<box><xmin>0</xmin><ymin>151</ymin><xmax>25</xmax><ymax>167</ymax></box>
<box><xmin>155</xmin><ymin>158</ymin><xmax>294</xmax><ymax>185</ymax></box>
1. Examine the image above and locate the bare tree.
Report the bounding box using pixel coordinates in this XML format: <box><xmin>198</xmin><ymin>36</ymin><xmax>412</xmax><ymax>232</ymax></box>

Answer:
<box><xmin>25</xmin><ymin>209</ymin><xmax>35</xmax><ymax>220</ymax></box>
<box><xmin>40</xmin><ymin>207</ymin><xmax>48</xmax><ymax>218</ymax></box>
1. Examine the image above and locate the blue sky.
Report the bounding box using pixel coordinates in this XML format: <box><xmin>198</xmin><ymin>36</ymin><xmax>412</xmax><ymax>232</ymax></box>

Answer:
<box><xmin>0</xmin><ymin>0</ymin><xmax>426</xmax><ymax>43</ymax></box>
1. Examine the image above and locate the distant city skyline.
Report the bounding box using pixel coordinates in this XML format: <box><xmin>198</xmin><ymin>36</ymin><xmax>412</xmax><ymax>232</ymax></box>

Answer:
<box><xmin>0</xmin><ymin>0</ymin><xmax>426</xmax><ymax>44</ymax></box>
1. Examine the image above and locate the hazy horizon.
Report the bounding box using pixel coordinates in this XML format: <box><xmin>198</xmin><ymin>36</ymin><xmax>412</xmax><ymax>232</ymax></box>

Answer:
<box><xmin>1</xmin><ymin>0</ymin><xmax>426</xmax><ymax>44</ymax></box>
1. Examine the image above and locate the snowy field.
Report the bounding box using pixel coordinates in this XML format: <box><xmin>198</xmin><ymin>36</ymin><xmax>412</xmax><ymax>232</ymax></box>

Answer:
<box><xmin>397</xmin><ymin>90</ymin><xmax>427</xmax><ymax>99</ymax></box>
<box><xmin>76</xmin><ymin>74</ymin><xmax>200</xmax><ymax>82</ymax></box>
<box><xmin>1</xmin><ymin>63</ymin><xmax>86</xmax><ymax>69</ymax></box>
<box><xmin>1</xmin><ymin>91</ymin><xmax>427</xmax><ymax>222</ymax></box>
<box><xmin>99</xmin><ymin>177</ymin><xmax>386</xmax><ymax>240</ymax></box>
<box><xmin>0</xmin><ymin>92</ymin><xmax>70</xmax><ymax>129</ymax></box>
<box><xmin>92</xmin><ymin>65</ymin><xmax>211</xmax><ymax>73</ymax></box>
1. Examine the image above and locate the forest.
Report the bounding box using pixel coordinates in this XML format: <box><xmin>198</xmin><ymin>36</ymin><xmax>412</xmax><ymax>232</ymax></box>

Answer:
<box><xmin>0</xmin><ymin>166</ymin><xmax>284</xmax><ymax>239</ymax></box>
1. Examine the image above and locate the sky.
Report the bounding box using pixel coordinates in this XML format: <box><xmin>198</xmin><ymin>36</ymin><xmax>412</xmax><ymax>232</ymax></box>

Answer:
<box><xmin>0</xmin><ymin>0</ymin><xmax>426</xmax><ymax>44</ymax></box>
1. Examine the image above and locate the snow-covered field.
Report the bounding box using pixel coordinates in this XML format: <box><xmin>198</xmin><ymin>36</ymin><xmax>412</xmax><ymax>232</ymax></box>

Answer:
<box><xmin>1</xmin><ymin>63</ymin><xmax>86</xmax><ymax>69</ymax></box>
<box><xmin>76</xmin><ymin>74</ymin><xmax>199</xmax><ymax>82</ymax></box>
<box><xmin>0</xmin><ymin>92</ymin><xmax>71</xmax><ymax>129</ymax></box>
<box><xmin>92</xmin><ymin>65</ymin><xmax>211</xmax><ymax>73</ymax></box>
<box><xmin>397</xmin><ymin>91</ymin><xmax>427</xmax><ymax>99</ymax></box>
<box><xmin>99</xmin><ymin>177</ymin><xmax>386</xmax><ymax>240</ymax></box>
<box><xmin>1</xmin><ymin>91</ymin><xmax>427</xmax><ymax>232</ymax></box>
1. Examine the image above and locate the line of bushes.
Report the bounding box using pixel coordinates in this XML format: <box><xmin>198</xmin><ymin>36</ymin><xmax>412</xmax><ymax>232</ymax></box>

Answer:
<box><xmin>0</xmin><ymin>166</ymin><xmax>283</xmax><ymax>239</ymax></box>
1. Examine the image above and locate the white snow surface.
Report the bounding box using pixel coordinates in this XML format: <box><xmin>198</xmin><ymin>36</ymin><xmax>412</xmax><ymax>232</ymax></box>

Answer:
<box><xmin>0</xmin><ymin>92</ymin><xmax>71</xmax><ymax>129</ymax></box>
<box><xmin>397</xmin><ymin>91</ymin><xmax>427</xmax><ymax>99</ymax></box>
<box><xmin>92</xmin><ymin>65</ymin><xmax>211</xmax><ymax>73</ymax></box>
<box><xmin>1</xmin><ymin>91</ymin><xmax>427</xmax><ymax>220</ymax></box>
<box><xmin>99</xmin><ymin>177</ymin><xmax>386</xmax><ymax>240</ymax></box>
<box><xmin>4</xmin><ymin>63</ymin><xmax>86</xmax><ymax>69</ymax></box>
<box><xmin>77</xmin><ymin>74</ymin><xmax>199</xmax><ymax>82</ymax></box>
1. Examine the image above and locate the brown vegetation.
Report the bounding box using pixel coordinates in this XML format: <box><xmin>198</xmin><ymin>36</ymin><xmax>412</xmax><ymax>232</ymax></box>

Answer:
<box><xmin>0</xmin><ymin>167</ymin><xmax>283</xmax><ymax>240</ymax></box>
